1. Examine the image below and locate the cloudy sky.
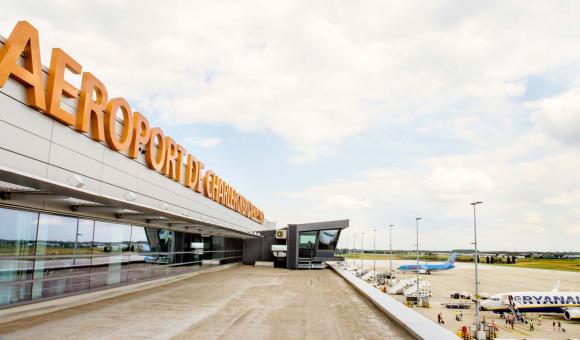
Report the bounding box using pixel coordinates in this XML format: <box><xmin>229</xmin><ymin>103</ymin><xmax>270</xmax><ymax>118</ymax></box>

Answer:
<box><xmin>3</xmin><ymin>1</ymin><xmax>580</xmax><ymax>251</ymax></box>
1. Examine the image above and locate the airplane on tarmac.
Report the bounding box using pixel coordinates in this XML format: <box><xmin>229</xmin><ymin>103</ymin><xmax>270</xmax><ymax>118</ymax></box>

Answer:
<box><xmin>398</xmin><ymin>252</ymin><xmax>457</xmax><ymax>274</ymax></box>
<box><xmin>481</xmin><ymin>281</ymin><xmax>580</xmax><ymax>321</ymax></box>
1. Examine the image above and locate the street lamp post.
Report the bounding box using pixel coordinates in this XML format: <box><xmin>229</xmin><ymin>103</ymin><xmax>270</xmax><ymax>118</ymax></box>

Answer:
<box><xmin>361</xmin><ymin>232</ymin><xmax>365</xmax><ymax>269</ymax></box>
<box><xmin>389</xmin><ymin>225</ymin><xmax>394</xmax><ymax>275</ymax></box>
<box><xmin>415</xmin><ymin>217</ymin><xmax>422</xmax><ymax>305</ymax></box>
<box><xmin>373</xmin><ymin>229</ymin><xmax>377</xmax><ymax>274</ymax></box>
<box><xmin>353</xmin><ymin>233</ymin><xmax>357</xmax><ymax>266</ymax></box>
<box><xmin>471</xmin><ymin>201</ymin><xmax>483</xmax><ymax>332</ymax></box>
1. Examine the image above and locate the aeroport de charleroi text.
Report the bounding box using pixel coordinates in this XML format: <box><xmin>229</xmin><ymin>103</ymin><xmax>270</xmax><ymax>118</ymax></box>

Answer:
<box><xmin>0</xmin><ymin>21</ymin><xmax>265</xmax><ymax>224</ymax></box>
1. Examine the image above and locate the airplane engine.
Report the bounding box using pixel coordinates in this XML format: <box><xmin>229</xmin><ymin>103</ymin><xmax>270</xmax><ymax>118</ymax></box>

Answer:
<box><xmin>564</xmin><ymin>307</ymin><xmax>580</xmax><ymax>320</ymax></box>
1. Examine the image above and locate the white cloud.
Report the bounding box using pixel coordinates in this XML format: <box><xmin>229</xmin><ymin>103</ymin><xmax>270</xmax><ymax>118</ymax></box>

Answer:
<box><xmin>6</xmin><ymin>1</ymin><xmax>580</xmax><ymax>161</ymax></box>
<box><xmin>564</xmin><ymin>225</ymin><xmax>580</xmax><ymax>235</ymax></box>
<box><xmin>183</xmin><ymin>137</ymin><xmax>222</xmax><ymax>149</ymax></box>
<box><xmin>282</xmin><ymin>139</ymin><xmax>580</xmax><ymax>250</ymax></box>
<box><xmin>3</xmin><ymin>2</ymin><xmax>580</xmax><ymax>250</ymax></box>
<box><xmin>544</xmin><ymin>188</ymin><xmax>580</xmax><ymax>205</ymax></box>
<box><xmin>427</xmin><ymin>166</ymin><xmax>494</xmax><ymax>201</ymax></box>
<box><xmin>320</xmin><ymin>195</ymin><xmax>370</xmax><ymax>210</ymax></box>
<box><xmin>527</xmin><ymin>89</ymin><xmax>580</xmax><ymax>144</ymax></box>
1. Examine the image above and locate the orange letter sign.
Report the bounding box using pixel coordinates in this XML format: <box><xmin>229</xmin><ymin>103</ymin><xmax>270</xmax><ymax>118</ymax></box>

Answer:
<box><xmin>45</xmin><ymin>48</ymin><xmax>81</xmax><ymax>125</ymax></box>
<box><xmin>0</xmin><ymin>21</ymin><xmax>45</xmax><ymax>110</ymax></box>
<box><xmin>76</xmin><ymin>72</ymin><xmax>108</xmax><ymax>142</ymax></box>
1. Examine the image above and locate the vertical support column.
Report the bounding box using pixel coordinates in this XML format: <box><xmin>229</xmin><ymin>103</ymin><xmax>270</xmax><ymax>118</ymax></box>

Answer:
<box><xmin>287</xmin><ymin>225</ymin><xmax>298</xmax><ymax>269</ymax></box>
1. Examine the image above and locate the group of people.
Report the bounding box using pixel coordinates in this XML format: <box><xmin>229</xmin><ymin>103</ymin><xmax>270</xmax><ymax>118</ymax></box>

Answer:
<box><xmin>552</xmin><ymin>320</ymin><xmax>565</xmax><ymax>333</ymax></box>
<box><xmin>504</xmin><ymin>314</ymin><xmax>516</xmax><ymax>329</ymax></box>
<box><xmin>528</xmin><ymin>317</ymin><xmax>566</xmax><ymax>333</ymax></box>
<box><xmin>441</xmin><ymin>310</ymin><xmax>567</xmax><ymax>334</ymax></box>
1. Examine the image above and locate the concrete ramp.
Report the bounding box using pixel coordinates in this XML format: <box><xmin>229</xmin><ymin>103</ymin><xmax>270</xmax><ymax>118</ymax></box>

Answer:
<box><xmin>329</xmin><ymin>263</ymin><xmax>457</xmax><ymax>340</ymax></box>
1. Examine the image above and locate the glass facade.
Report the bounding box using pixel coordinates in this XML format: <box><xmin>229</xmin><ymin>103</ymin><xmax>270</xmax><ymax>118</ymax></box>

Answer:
<box><xmin>299</xmin><ymin>231</ymin><xmax>317</xmax><ymax>258</ymax></box>
<box><xmin>317</xmin><ymin>229</ymin><xmax>339</xmax><ymax>251</ymax></box>
<box><xmin>0</xmin><ymin>206</ymin><xmax>244</xmax><ymax>308</ymax></box>
<box><xmin>298</xmin><ymin>229</ymin><xmax>341</xmax><ymax>258</ymax></box>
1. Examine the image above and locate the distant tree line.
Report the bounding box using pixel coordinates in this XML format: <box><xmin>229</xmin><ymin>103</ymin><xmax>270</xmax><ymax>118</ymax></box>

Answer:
<box><xmin>484</xmin><ymin>255</ymin><xmax>517</xmax><ymax>264</ymax></box>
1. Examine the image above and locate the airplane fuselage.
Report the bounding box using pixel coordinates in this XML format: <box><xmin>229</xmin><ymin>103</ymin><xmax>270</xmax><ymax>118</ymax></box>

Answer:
<box><xmin>398</xmin><ymin>263</ymin><xmax>455</xmax><ymax>273</ymax></box>
<box><xmin>481</xmin><ymin>291</ymin><xmax>580</xmax><ymax>314</ymax></box>
<box><xmin>398</xmin><ymin>253</ymin><xmax>457</xmax><ymax>273</ymax></box>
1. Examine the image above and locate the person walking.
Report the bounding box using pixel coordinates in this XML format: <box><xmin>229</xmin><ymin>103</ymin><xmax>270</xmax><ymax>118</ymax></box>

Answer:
<box><xmin>529</xmin><ymin>319</ymin><xmax>534</xmax><ymax>332</ymax></box>
<box><xmin>459</xmin><ymin>311</ymin><xmax>463</xmax><ymax>322</ymax></box>
<box><xmin>558</xmin><ymin>321</ymin><xmax>561</xmax><ymax>332</ymax></box>
<box><xmin>553</xmin><ymin>320</ymin><xmax>556</xmax><ymax>331</ymax></box>
<box><xmin>538</xmin><ymin>315</ymin><xmax>542</xmax><ymax>326</ymax></box>
<box><xmin>437</xmin><ymin>313</ymin><xmax>441</xmax><ymax>324</ymax></box>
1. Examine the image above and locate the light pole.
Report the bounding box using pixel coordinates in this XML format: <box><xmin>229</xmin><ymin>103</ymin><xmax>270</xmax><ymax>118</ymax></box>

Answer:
<box><xmin>353</xmin><ymin>233</ymin><xmax>357</xmax><ymax>266</ymax></box>
<box><xmin>361</xmin><ymin>232</ymin><xmax>365</xmax><ymax>269</ymax></box>
<box><xmin>373</xmin><ymin>229</ymin><xmax>377</xmax><ymax>274</ymax></box>
<box><xmin>471</xmin><ymin>201</ymin><xmax>483</xmax><ymax>332</ymax></box>
<box><xmin>389</xmin><ymin>224</ymin><xmax>394</xmax><ymax>275</ymax></box>
<box><xmin>415</xmin><ymin>217</ymin><xmax>422</xmax><ymax>305</ymax></box>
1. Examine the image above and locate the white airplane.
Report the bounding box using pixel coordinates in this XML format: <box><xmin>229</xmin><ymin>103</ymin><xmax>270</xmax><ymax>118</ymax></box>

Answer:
<box><xmin>480</xmin><ymin>281</ymin><xmax>580</xmax><ymax>320</ymax></box>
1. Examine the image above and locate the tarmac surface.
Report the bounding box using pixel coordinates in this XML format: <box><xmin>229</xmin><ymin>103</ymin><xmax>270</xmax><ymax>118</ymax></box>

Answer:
<box><xmin>0</xmin><ymin>265</ymin><xmax>410</xmax><ymax>340</ymax></box>
<box><xmin>352</xmin><ymin>258</ymin><xmax>580</xmax><ymax>339</ymax></box>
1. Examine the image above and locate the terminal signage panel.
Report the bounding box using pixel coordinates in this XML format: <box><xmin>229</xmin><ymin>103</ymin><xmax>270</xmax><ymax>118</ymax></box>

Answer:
<box><xmin>0</xmin><ymin>21</ymin><xmax>264</xmax><ymax>224</ymax></box>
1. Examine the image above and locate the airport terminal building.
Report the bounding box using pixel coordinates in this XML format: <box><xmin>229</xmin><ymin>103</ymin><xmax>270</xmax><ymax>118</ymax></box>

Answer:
<box><xmin>0</xmin><ymin>22</ymin><xmax>346</xmax><ymax>309</ymax></box>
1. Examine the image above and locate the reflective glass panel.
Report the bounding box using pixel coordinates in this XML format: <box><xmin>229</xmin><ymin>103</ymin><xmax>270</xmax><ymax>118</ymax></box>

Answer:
<box><xmin>0</xmin><ymin>208</ymin><xmax>38</xmax><ymax>257</ymax></box>
<box><xmin>299</xmin><ymin>231</ymin><xmax>317</xmax><ymax>248</ymax></box>
<box><xmin>32</xmin><ymin>215</ymin><xmax>92</xmax><ymax>299</ymax></box>
<box><xmin>35</xmin><ymin>214</ymin><xmax>78</xmax><ymax>256</ymax></box>
<box><xmin>0</xmin><ymin>208</ymin><xmax>38</xmax><ymax>283</ymax></box>
<box><xmin>91</xmin><ymin>221</ymin><xmax>131</xmax><ymax>288</ymax></box>
<box><xmin>128</xmin><ymin>226</ymin><xmax>155</xmax><ymax>282</ymax></box>
<box><xmin>0</xmin><ymin>281</ymin><xmax>32</xmax><ymax>306</ymax></box>
<box><xmin>299</xmin><ymin>231</ymin><xmax>317</xmax><ymax>258</ymax></box>
<box><xmin>318</xmin><ymin>229</ymin><xmax>339</xmax><ymax>250</ymax></box>
<box><xmin>0</xmin><ymin>208</ymin><xmax>38</xmax><ymax>305</ymax></box>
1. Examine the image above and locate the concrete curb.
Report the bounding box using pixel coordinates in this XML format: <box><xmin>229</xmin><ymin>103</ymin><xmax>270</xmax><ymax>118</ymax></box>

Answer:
<box><xmin>0</xmin><ymin>263</ymin><xmax>240</xmax><ymax>325</ymax></box>
<box><xmin>328</xmin><ymin>263</ymin><xmax>458</xmax><ymax>340</ymax></box>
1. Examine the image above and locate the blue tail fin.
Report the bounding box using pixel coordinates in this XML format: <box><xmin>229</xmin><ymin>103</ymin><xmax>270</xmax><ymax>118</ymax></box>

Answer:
<box><xmin>446</xmin><ymin>252</ymin><xmax>457</xmax><ymax>264</ymax></box>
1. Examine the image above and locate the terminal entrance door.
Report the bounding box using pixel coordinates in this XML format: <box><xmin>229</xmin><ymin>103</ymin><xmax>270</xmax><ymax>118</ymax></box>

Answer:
<box><xmin>298</xmin><ymin>231</ymin><xmax>317</xmax><ymax>259</ymax></box>
<box><xmin>298</xmin><ymin>231</ymin><xmax>317</xmax><ymax>269</ymax></box>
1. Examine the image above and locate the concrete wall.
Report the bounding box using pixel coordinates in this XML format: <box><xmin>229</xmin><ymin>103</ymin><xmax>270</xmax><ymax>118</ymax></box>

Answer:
<box><xmin>242</xmin><ymin>230</ymin><xmax>281</xmax><ymax>265</ymax></box>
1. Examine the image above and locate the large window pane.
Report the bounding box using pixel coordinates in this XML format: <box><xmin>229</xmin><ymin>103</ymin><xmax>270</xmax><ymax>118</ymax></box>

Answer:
<box><xmin>35</xmin><ymin>214</ymin><xmax>78</xmax><ymax>256</ymax></box>
<box><xmin>318</xmin><ymin>229</ymin><xmax>339</xmax><ymax>251</ymax></box>
<box><xmin>130</xmin><ymin>226</ymin><xmax>151</xmax><ymax>253</ymax></box>
<box><xmin>91</xmin><ymin>221</ymin><xmax>131</xmax><ymax>288</ymax></box>
<box><xmin>0</xmin><ymin>208</ymin><xmax>38</xmax><ymax>257</ymax></box>
<box><xmin>0</xmin><ymin>208</ymin><xmax>38</xmax><ymax>305</ymax></box>
<box><xmin>75</xmin><ymin>219</ymin><xmax>94</xmax><ymax>256</ymax></box>
<box><xmin>32</xmin><ymin>215</ymin><xmax>92</xmax><ymax>299</ymax></box>
<box><xmin>0</xmin><ymin>208</ymin><xmax>38</xmax><ymax>284</ymax></box>
<box><xmin>299</xmin><ymin>231</ymin><xmax>317</xmax><ymax>258</ymax></box>
<box><xmin>127</xmin><ymin>226</ymin><xmax>155</xmax><ymax>283</ymax></box>
<box><xmin>0</xmin><ymin>281</ymin><xmax>32</xmax><ymax>306</ymax></box>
